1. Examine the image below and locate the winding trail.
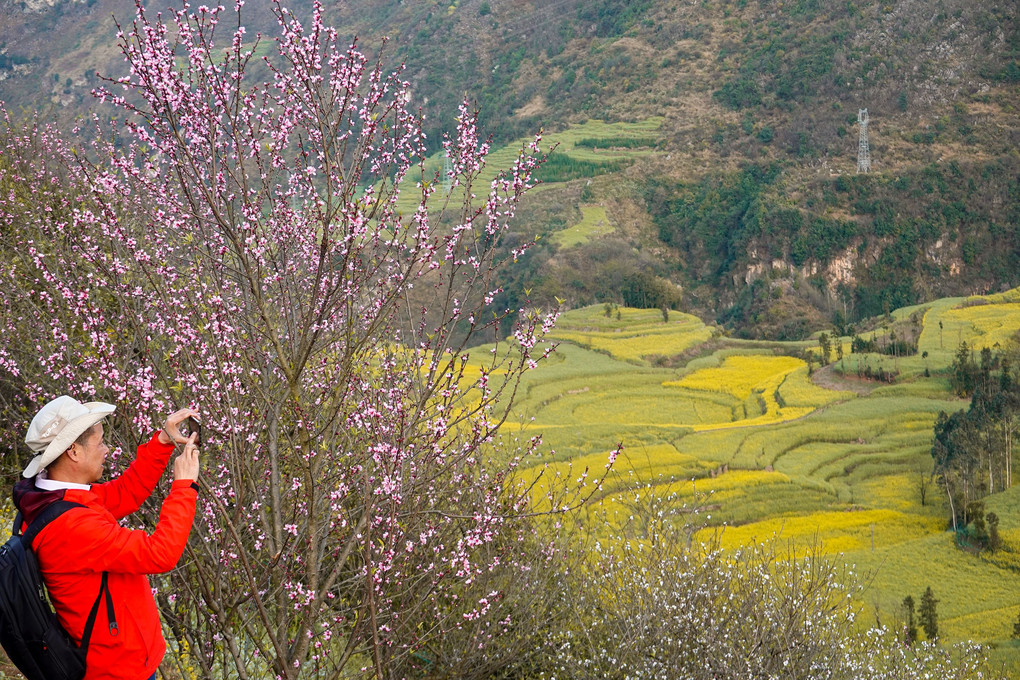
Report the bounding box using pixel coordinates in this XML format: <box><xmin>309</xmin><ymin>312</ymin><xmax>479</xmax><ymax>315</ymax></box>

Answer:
<box><xmin>809</xmin><ymin>364</ymin><xmax>880</xmax><ymax>396</ymax></box>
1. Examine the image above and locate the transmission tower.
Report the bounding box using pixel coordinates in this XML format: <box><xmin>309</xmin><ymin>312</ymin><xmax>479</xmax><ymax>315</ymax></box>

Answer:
<box><xmin>442</xmin><ymin>156</ymin><xmax>453</xmax><ymax>194</ymax></box>
<box><xmin>857</xmin><ymin>108</ymin><xmax>871</xmax><ymax>174</ymax></box>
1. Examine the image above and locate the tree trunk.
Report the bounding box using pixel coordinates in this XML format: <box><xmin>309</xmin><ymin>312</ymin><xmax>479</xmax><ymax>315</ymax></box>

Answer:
<box><xmin>946</xmin><ymin>483</ymin><xmax>958</xmax><ymax>533</ymax></box>
<box><xmin>1006</xmin><ymin>419</ymin><xmax>1014</xmax><ymax>489</ymax></box>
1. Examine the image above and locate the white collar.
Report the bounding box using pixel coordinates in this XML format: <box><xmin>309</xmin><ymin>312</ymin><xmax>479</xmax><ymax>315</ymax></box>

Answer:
<box><xmin>34</xmin><ymin>470</ymin><xmax>91</xmax><ymax>492</ymax></box>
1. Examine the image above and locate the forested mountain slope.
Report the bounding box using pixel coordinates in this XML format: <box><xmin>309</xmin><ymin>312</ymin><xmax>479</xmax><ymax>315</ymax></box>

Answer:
<box><xmin>1</xmin><ymin>0</ymin><xmax>1017</xmax><ymax>338</ymax></box>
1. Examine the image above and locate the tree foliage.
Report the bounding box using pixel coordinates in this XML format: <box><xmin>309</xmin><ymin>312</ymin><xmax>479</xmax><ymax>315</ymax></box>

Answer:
<box><xmin>642</xmin><ymin>157</ymin><xmax>1019</xmax><ymax>335</ymax></box>
<box><xmin>646</xmin><ymin>164</ymin><xmax>782</xmax><ymax>284</ymax></box>
<box><xmin>901</xmin><ymin>596</ymin><xmax>918</xmax><ymax>645</ymax></box>
<box><xmin>933</xmin><ymin>349</ymin><xmax>1020</xmax><ymax>531</ymax></box>
<box><xmin>919</xmin><ymin>587</ymin><xmax>939</xmax><ymax>642</ymax></box>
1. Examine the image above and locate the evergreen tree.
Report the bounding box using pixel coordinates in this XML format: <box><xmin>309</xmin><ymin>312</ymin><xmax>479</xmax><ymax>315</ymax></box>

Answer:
<box><xmin>968</xmin><ymin>500</ymin><xmax>987</xmax><ymax>542</ymax></box>
<box><xmin>819</xmin><ymin>332</ymin><xmax>832</xmax><ymax>365</ymax></box>
<box><xmin>919</xmin><ymin>587</ymin><xmax>939</xmax><ymax>641</ymax></box>
<box><xmin>952</xmin><ymin>342</ymin><xmax>977</xmax><ymax>396</ymax></box>
<box><xmin>987</xmin><ymin>512</ymin><xmax>1001</xmax><ymax>552</ymax></box>
<box><xmin>901</xmin><ymin>595</ymin><xmax>917</xmax><ymax>645</ymax></box>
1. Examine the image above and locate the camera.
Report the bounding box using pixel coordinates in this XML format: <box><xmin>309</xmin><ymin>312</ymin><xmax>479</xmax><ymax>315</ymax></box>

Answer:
<box><xmin>182</xmin><ymin>417</ymin><xmax>202</xmax><ymax>447</ymax></box>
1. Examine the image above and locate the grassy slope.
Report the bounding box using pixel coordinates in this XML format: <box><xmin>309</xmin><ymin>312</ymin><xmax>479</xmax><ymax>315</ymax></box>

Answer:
<box><xmin>388</xmin><ymin>117</ymin><xmax>663</xmax><ymax>216</ymax></box>
<box><xmin>495</xmin><ymin>289</ymin><xmax>1020</xmax><ymax>669</ymax></box>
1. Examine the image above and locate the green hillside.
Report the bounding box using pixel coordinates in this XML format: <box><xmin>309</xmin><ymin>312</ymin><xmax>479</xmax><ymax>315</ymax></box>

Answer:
<box><xmin>1</xmin><ymin>0</ymin><xmax>1017</xmax><ymax>338</ymax></box>
<box><xmin>336</xmin><ymin>0</ymin><xmax>1019</xmax><ymax>335</ymax></box>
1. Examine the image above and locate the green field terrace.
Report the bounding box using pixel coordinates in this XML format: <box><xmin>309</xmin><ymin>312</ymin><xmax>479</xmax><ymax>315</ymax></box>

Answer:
<box><xmin>481</xmin><ymin>290</ymin><xmax>1020</xmax><ymax>671</ymax></box>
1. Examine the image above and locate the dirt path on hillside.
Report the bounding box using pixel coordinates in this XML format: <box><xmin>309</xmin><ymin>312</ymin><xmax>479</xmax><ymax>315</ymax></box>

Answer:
<box><xmin>810</xmin><ymin>364</ymin><xmax>880</xmax><ymax>396</ymax></box>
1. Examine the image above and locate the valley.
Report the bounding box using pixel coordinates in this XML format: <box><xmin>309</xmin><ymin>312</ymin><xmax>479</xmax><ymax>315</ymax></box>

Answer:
<box><xmin>1</xmin><ymin>0</ymin><xmax>1018</xmax><ymax>675</ymax></box>
<box><xmin>500</xmin><ymin>290</ymin><xmax>1020</xmax><ymax>669</ymax></box>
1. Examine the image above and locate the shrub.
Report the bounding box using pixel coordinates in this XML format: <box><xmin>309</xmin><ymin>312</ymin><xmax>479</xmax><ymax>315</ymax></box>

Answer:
<box><xmin>542</xmin><ymin>493</ymin><xmax>996</xmax><ymax>680</ymax></box>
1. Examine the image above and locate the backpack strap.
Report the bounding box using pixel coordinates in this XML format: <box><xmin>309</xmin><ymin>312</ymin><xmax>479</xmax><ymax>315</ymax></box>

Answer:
<box><xmin>17</xmin><ymin>500</ymin><xmax>84</xmax><ymax>544</ymax></box>
<box><xmin>80</xmin><ymin>572</ymin><xmax>118</xmax><ymax>657</ymax></box>
<box><xmin>16</xmin><ymin>500</ymin><xmax>118</xmax><ymax>652</ymax></box>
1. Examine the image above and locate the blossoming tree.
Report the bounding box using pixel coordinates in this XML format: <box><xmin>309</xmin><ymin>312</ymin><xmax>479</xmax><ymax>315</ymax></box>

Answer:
<box><xmin>0</xmin><ymin>1</ymin><xmax>564</xmax><ymax>677</ymax></box>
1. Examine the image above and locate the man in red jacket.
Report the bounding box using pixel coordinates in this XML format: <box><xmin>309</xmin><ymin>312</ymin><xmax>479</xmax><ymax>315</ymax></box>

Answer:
<box><xmin>13</xmin><ymin>396</ymin><xmax>201</xmax><ymax>680</ymax></box>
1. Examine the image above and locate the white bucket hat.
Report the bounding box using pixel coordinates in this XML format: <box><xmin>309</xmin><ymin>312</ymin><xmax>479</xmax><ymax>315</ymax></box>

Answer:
<box><xmin>23</xmin><ymin>395</ymin><xmax>115</xmax><ymax>478</ymax></box>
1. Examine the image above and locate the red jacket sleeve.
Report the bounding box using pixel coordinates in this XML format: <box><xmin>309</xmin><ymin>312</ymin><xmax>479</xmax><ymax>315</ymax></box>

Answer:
<box><xmin>91</xmin><ymin>431</ymin><xmax>175</xmax><ymax>521</ymax></box>
<box><xmin>52</xmin><ymin>480</ymin><xmax>198</xmax><ymax>574</ymax></box>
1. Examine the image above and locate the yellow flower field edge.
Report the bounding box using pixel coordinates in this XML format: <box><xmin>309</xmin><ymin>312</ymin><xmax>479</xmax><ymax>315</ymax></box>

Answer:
<box><xmin>664</xmin><ymin>355</ymin><xmax>853</xmax><ymax>430</ymax></box>
<box><xmin>666</xmin><ymin>355</ymin><xmax>804</xmax><ymax>400</ymax></box>
<box><xmin>550</xmin><ymin>305</ymin><xmax>714</xmax><ymax>364</ymax></box>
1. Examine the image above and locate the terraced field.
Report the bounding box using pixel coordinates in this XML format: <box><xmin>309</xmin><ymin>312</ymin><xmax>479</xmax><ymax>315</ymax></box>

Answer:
<box><xmin>388</xmin><ymin>118</ymin><xmax>664</xmax><ymax>217</ymax></box>
<box><xmin>492</xmin><ymin>291</ymin><xmax>1020</xmax><ymax>669</ymax></box>
<box><xmin>550</xmin><ymin>204</ymin><xmax>614</xmax><ymax>248</ymax></box>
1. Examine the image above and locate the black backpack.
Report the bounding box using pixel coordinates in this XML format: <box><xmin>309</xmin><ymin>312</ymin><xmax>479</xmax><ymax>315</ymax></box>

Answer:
<box><xmin>0</xmin><ymin>500</ymin><xmax>116</xmax><ymax>680</ymax></box>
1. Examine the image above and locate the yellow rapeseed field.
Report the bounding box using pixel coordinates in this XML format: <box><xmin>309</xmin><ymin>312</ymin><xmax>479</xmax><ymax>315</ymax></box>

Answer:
<box><xmin>666</xmin><ymin>355</ymin><xmax>803</xmax><ymax>400</ymax></box>
<box><xmin>968</xmin><ymin>288</ymin><xmax>1020</xmax><ymax>305</ymax></box>
<box><xmin>660</xmin><ymin>355</ymin><xmax>841</xmax><ymax>430</ymax></box>
<box><xmin>518</xmin><ymin>443</ymin><xmax>713</xmax><ymax>507</ymax></box>
<box><xmin>510</xmin><ymin>294</ymin><xmax>1020</xmax><ymax>651</ymax></box>
<box><xmin>552</xmin><ymin>204</ymin><xmax>615</xmax><ymax>248</ymax></box>
<box><xmin>551</xmin><ymin>318</ymin><xmax>713</xmax><ymax>364</ymax></box>
<box><xmin>944</xmin><ymin>302</ymin><xmax>1020</xmax><ymax>350</ymax></box>
<box><xmin>705</xmin><ymin>508</ymin><xmax>943</xmax><ymax>553</ymax></box>
<box><xmin>778</xmin><ymin>365</ymin><xmax>855</xmax><ymax>407</ymax></box>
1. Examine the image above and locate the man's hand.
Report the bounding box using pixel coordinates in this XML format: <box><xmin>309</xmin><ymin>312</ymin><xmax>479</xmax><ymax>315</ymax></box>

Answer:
<box><xmin>173</xmin><ymin>432</ymin><xmax>201</xmax><ymax>482</ymax></box>
<box><xmin>160</xmin><ymin>408</ymin><xmax>200</xmax><ymax>445</ymax></box>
